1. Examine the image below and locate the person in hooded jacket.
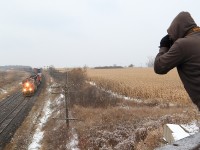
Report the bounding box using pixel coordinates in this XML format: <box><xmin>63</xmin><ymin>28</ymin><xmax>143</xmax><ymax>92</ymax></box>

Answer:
<box><xmin>154</xmin><ymin>11</ymin><xmax>200</xmax><ymax>111</ymax></box>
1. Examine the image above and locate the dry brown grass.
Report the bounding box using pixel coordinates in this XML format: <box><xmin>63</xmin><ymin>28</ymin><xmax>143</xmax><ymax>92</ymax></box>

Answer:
<box><xmin>0</xmin><ymin>70</ymin><xmax>29</xmax><ymax>86</ymax></box>
<box><xmin>68</xmin><ymin>68</ymin><xmax>199</xmax><ymax>149</ymax></box>
<box><xmin>0</xmin><ymin>70</ymin><xmax>30</xmax><ymax>100</ymax></box>
<box><xmin>136</xmin><ymin>127</ymin><xmax>164</xmax><ymax>150</ymax></box>
<box><xmin>42</xmin><ymin>120</ymin><xmax>68</xmax><ymax>150</ymax></box>
<box><xmin>87</xmin><ymin>68</ymin><xmax>190</xmax><ymax>106</ymax></box>
<box><xmin>72</xmin><ymin>104</ymin><xmax>196</xmax><ymax>150</ymax></box>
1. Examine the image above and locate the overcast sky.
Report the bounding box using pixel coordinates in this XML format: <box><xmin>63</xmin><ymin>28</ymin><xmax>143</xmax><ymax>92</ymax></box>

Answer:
<box><xmin>0</xmin><ymin>0</ymin><xmax>199</xmax><ymax>68</ymax></box>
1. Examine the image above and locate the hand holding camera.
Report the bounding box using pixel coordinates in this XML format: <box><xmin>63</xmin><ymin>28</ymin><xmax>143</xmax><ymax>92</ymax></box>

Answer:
<box><xmin>159</xmin><ymin>35</ymin><xmax>174</xmax><ymax>48</ymax></box>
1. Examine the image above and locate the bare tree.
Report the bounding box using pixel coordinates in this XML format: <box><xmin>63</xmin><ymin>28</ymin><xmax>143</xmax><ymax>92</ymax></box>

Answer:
<box><xmin>146</xmin><ymin>56</ymin><xmax>155</xmax><ymax>67</ymax></box>
<box><xmin>128</xmin><ymin>64</ymin><xmax>134</xmax><ymax>68</ymax></box>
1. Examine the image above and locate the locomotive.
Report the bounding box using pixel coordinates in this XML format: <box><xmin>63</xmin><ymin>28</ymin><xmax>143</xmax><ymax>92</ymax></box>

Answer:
<box><xmin>22</xmin><ymin>68</ymin><xmax>42</xmax><ymax>96</ymax></box>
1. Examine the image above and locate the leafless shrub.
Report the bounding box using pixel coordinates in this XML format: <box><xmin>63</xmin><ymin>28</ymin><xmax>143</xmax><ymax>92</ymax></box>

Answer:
<box><xmin>136</xmin><ymin>127</ymin><xmax>163</xmax><ymax>150</ymax></box>
<box><xmin>71</xmin><ymin>84</ymin><xmax>120</xmax><ymax>108</ymax></box>
<box><xmin>47</xmin><ymin>66</ymin><xmax>65</xmax><ymax>83</ymax></box>
<box><xmin>72</xmin><ymin>104</ymin><xmax>197</xmax><ymax>150</ymax></box>
<box><xmin>135</xmin><ymin>128</ymin><xmax>147</xmax><ymax>142</ymax></box>
<box><xmin>146</xmin><ymin>56</ymin><xmax>155</xmax><ymax>67</ymax></box>
<box><xmin>0</xmin><ymin>71</ymin><xmax>6</xmax><ymax>86</ymax></box>
<box><xmin>68</xmin><ymin>68</ymin><xmax>87</xmax><ymax>89</ymax></box>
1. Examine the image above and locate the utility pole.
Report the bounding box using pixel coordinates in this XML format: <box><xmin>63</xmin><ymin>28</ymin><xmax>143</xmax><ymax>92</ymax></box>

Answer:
<box><xmin>50</xmin><ymin>69</ymin><xmax>78</xmax><ymax>128</ymax></box>
<box><xmin>64</xmin><ymin>71</ymin><xmax>69</xmax><ymax>127</ymax></box>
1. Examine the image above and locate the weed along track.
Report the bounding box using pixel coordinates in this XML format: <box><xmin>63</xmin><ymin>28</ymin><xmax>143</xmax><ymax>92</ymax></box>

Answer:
<box><xmin>0</xmin><ymin>80</ymin><xmax>44</xmax><ymax>150</ymax></box>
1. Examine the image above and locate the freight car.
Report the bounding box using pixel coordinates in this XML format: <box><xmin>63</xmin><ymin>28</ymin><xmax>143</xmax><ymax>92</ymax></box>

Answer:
<box><xmin>33</xmin><ymin>68</ymin><xmax>42</xmax><ymax>82</ymax></box>
<box><xmin>22</xmin><ymin>68</ymin><xmax>42</xmax><ymax>96</ymax></box>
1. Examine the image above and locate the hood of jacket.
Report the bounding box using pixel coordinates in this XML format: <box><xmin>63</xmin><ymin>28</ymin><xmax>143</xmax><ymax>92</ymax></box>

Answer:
<box><xmin>167</xmin><ymin>11</ymin><xmax>197</xmax><ymax>41</ymax></box>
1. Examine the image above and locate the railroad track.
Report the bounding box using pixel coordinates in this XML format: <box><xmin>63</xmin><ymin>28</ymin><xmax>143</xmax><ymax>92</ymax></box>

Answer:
<box><xmin>0</xmin><ymin>81</ymin><xmax>43</xmax><ymax>150</ymax></box>
<box><xmin>0</xmin><ymin>92</ymin><xmax>21</xmax><ymax>108</ymax></box>
<box><xmin>0</xmin><ymin>92</ymin><xmax>23</xmax><ymax>121</ymax></box>
<box><xmin>0</xmin><ymin>97</ymin><xmax>29</xmax><ymax>134</ymax></box>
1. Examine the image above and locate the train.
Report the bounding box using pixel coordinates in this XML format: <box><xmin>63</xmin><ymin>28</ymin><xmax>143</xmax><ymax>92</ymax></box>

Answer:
<box><xmin>22</xmin><ymin>68</ymin><xmax>42</xmax><ymax>96</ymax></box>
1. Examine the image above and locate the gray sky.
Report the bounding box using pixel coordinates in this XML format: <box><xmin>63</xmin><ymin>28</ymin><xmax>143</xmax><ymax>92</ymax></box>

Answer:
<box><xmin>0</xmin><ymin>0</ymin><xmax>199</xmax><ymax>68</ymax></box>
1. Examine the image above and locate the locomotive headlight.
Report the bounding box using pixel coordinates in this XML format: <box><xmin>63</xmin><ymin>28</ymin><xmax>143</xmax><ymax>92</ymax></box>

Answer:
<box><xmin>26</xmin><ymin>82</ymin><xmax>30</xmax><ymax>87</ymax></box>
<box><xmin>23</xmin><ymin>88</ymin><xmax>27</xmax><ymax>92</ymax></box>
<box><xmin>29</xmin><ymin>88</ymin><xmax>32</xmax><ymax>91</ymax></box>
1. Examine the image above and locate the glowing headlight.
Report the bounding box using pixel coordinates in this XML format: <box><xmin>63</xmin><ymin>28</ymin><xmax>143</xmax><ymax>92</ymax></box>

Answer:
<box><xmin>23</xmin><ymin>88</ymin><xmax>27</xmax><ymax>92</ymax></box>
<box><xmin>29</xmin><ymin>88</ymin><xmax>32</xmax><ymax>91</ymax></box>
<box><xmin>25</xmin><ymin>82</ymin><xmax>30</xmax><ymax>87</ymax></box>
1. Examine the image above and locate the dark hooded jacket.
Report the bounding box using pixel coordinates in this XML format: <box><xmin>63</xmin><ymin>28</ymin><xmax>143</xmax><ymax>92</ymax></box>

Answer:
<box><xmin>154</xmin><ymin>12</ymin><xmax>200</xmax><ymax>110</ymax></box>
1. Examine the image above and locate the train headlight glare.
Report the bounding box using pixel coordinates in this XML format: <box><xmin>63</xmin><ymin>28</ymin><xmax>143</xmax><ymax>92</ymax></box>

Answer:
<box><xmin>26</xmin><ymin>82</ymin><xmax>30</xmax><ymax>87</ymax></box>
<box><xmin>29</xmin><ymin>88</ymin><xmax>32</xmax><ymax>91</ymax></box>
<box><xmin>23</xmin><ymin>88</ymin><xmax>26</xmax><ymax>92</ymax></box>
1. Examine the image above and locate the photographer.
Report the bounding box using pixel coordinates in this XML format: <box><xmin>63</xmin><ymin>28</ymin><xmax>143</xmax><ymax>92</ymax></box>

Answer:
<box><xmin>154</xmin><ymin>11</ymin><xmax>200</xmax><ymax>110</ymax></box>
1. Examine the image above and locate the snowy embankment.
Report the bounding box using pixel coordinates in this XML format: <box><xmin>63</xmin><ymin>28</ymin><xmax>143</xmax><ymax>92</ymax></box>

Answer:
<box><xmin>28</xmin><ymin>81</ymin><xmax>80</xmax><ymax>150</ymax></box>
<box><xmin>88</xmin><ymin>81</ymin><xmax>142</xmax><ymax>103</ymax></box>
<box><xmin>66</xmin><ymin>128</ymin><xmax>80</xmax><ymax>150</ymax></box>
<box><xmin>54</xmin><ymin>92</ymin><xmax>80</xmax><ymax>150</ymax></box>
<box><xmin>66</xmin><ymin>105</ymin><xmax>80</xmax><ymax>150</ymax></box>
<box><xmin>28</xmin><ymin>99</ymin><xmax>52</xmax><ymax>150</ymax></box>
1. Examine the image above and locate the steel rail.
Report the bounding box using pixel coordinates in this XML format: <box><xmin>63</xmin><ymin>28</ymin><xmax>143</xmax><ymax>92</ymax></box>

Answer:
<box><xmin>0</xmin><ymin>97</ymin><xmax>29</xmax><ymax>134</ymax></box>
<box><xmin>0</xmin><ymin>76</ymin><xmax>44</xmax><ymax>150</ymax></box>
<box><xmin>0</xmin><ymin>92</ymin><xmax>21</xmax><ymax>108</ymax></box>
<box><xmin>0</xmin><ymin>97</ymin><xmax>26</xmax><ymax>126</ymax></box>
<box><xmin>0</xmin><ymin>93</ymin><xmax>24</xmax><ymax>122</ymax></box>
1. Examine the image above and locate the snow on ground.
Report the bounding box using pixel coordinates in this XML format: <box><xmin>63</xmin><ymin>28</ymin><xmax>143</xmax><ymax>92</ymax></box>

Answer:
<box><xmin>29</xmin><ymin>85</ymin><xmax>79</xmax><ymax>150</ymax></box>
<box><xmin>28</xmin><ymin>100</ymin><xmax>52</xmax><ymax>150</ymax></box>
<box><xmin>28</xmin><ymin>91</ymin><xmax>64</xmax><ymax>150</ymax></box>
<box><xmin>0</xmin><ymin>88</ymin><xmax>7</xmax><ymax>94</ymax></box>
<box><xmin>88</xmin><ymin>81</ymin><xmax>142</xmax><ymax>103</ymax></box>
<box><xmin>65</xmin><ymin>108</ymin><xmax>80</xmax><ymax>150</ymax></box>
<box><xmin>165</xmin><ymin>121</ymin><xmax>199</xmax><ymax>143</ymax></box>
<box><xmin>181</xmin><ymin>121</ymin><xmax>199</xmax><ymax>135</ymax></box>
<box><xmin>66</xmin><ymin>128</ymin><xmax>80</xmax><ymax>150</ymax></box>
<box><xmin>56</xmin><ymin>94</ymin><xmax>64</xmax><ymax>105</ymax></box>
